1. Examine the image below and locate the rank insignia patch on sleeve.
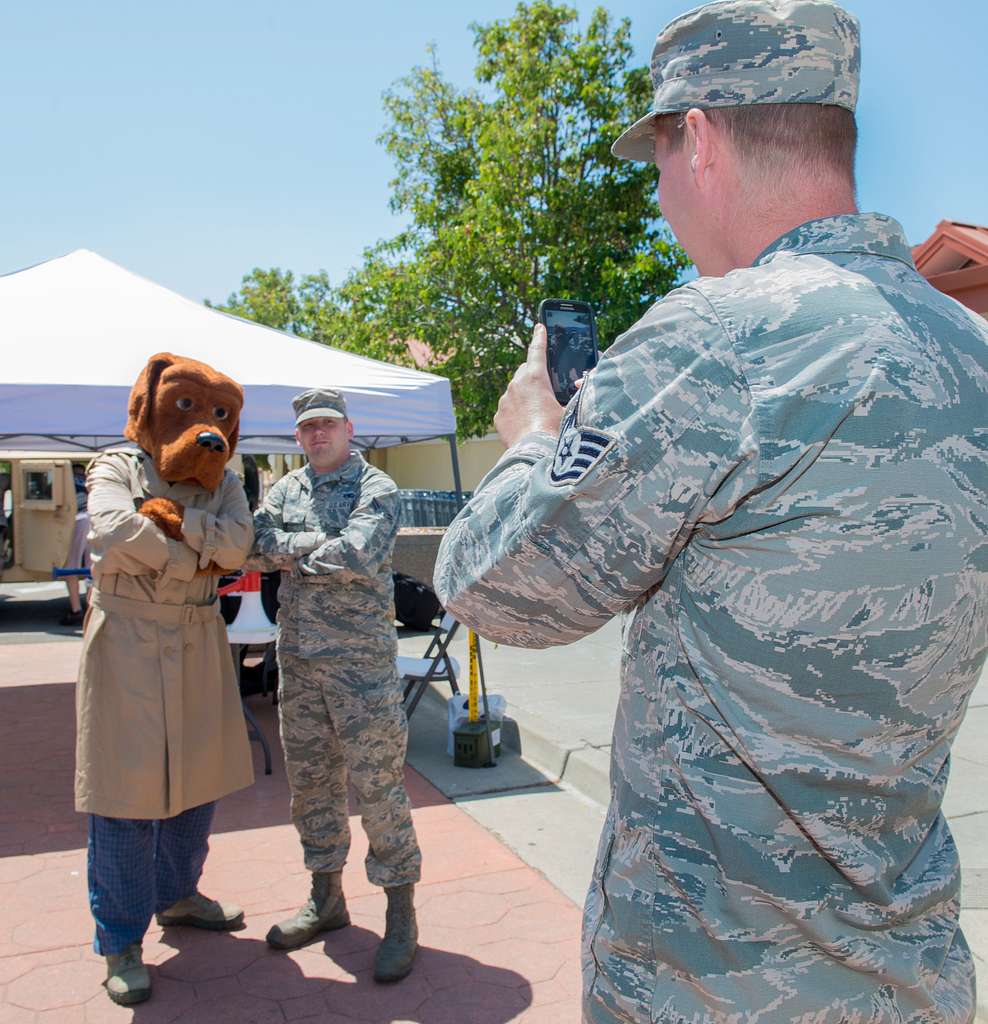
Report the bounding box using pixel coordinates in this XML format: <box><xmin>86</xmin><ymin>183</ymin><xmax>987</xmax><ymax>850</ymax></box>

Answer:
<box><xmin>549</xmin><ymin>410</ymin><xmax>615</xmax><ymax>486</ymax></box>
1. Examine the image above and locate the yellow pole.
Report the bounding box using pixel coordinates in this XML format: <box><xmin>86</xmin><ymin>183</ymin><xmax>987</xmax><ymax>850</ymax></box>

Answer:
<box><xmin>468</xmin><ymin>629</ymin><xmax>479</xmax><ymax>723</ymax></box>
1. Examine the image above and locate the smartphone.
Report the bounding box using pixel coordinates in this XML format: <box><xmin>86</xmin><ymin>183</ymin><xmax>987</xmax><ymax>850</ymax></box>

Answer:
<box><xmin>538</xmin><ymin>298</ymin><xmax>599</xmax><ymax>406</ymax></box>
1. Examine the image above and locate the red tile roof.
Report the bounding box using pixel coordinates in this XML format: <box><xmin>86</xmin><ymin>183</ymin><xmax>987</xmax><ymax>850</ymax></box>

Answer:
<box><xmin>913</xmin><ymin>220</ymin><xmax>988</xmax><ymax>276</ymax></box>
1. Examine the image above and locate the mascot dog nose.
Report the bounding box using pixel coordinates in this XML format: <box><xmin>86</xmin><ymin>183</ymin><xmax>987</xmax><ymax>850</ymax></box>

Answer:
<box><xmin>196</xmin><ymin>431</ymin><xmax>227</xmax><ymax>454</ymax></box>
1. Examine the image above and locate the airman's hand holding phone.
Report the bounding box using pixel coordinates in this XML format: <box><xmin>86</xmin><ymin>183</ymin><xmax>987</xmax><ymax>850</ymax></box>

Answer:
<box><xmin>538</xmin><ymin>299</ymin><xmax>600</xmax><ymax>406</ymax></box>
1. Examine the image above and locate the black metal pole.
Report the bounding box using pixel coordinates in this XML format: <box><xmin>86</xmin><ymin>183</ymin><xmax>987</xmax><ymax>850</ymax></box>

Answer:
<box><xmin>447</xmin><ymin>434</ymin><xmax>464</xmax><ymax>509</ymax></box>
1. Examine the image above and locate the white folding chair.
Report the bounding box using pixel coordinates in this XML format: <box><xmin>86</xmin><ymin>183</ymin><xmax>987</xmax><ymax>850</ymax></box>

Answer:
<box><xmin>398</xmin><ymin>613</ymin><xmax>461</xmax><ymax>717</ymax></box>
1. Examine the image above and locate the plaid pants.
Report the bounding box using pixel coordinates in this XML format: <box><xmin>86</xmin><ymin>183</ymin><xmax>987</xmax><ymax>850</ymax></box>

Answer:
<box><xmin>87</xmin><ymin>802</ymin><xmax>215</xmax><ymax>955</ymax></box>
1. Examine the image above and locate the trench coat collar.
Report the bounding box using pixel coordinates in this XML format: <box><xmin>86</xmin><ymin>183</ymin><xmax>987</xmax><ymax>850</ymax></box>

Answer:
<box><xmin>754</xmin><ymin>212</ymin><xmax>915</xmax><ymax>270</ymax></box>
<box><xmin>302</xmin><ymin>451</ymin><xmax>364</xmax><ymax>492</ymax></box>
<box><xmin>137</xmin><ymin>451</ymin><xmax>212</xmax><ymax>501</ymax></box>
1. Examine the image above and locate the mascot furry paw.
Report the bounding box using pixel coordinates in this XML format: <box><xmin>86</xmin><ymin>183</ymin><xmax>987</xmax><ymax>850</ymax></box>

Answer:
<box><xmin>75</xmin><ymin>353</ymin><xmax>255</xmax><ymax>1003</ymax></box>
<box><xmin>139</xmin><ymin>497</ymin><xmax>184</xmax><ymax>540</ymax></box>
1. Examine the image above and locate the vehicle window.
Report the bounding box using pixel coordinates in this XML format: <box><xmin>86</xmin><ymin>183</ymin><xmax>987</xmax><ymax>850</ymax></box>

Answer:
<box><xmin>24</xmin><ymin>469</ymin><xmax>54</xmax><ymax>502</ymax></box>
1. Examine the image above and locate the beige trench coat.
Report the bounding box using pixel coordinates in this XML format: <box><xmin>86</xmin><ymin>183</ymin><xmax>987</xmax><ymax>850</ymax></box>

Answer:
<box><xmin>75</xmin><ymin>452</ymin><xmax>255</xmax><ymax>819</ymax></box>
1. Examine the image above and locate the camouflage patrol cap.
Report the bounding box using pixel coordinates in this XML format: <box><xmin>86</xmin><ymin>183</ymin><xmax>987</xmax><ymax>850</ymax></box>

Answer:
<box><xmin>612</xmin><ymin>0</ymin><xmax>861</xmax><ymax>162</ymax></box>
<box><xmin>292</xmin><ymin>387</ymin><xmax>347</xmax><ymax>425</ymax></box>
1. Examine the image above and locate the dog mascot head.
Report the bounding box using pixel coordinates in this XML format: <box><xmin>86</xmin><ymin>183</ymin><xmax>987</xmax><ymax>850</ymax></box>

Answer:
<box><xmin>124</xmin><ymin>353</ymin><xmax>243</xmax><ymax>492</ymax></box>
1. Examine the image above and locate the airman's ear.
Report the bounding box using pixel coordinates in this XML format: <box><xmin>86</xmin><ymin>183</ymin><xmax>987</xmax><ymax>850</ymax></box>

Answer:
<box><xmin>124</xmin><ymin>353</ymin><xmax>176</xmax><ymax>451</ymax></box>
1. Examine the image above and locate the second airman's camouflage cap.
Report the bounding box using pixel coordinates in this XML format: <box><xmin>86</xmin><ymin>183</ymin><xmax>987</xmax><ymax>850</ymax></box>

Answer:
<box><xmin>292</xmin><ymin>387</ymin><xmax>348</xmax><ymax>425</ymax></box>
<box><xmin>612</xmin><ymin>0</ymin><xmax>861</xmax><ymax>162</ymax></box>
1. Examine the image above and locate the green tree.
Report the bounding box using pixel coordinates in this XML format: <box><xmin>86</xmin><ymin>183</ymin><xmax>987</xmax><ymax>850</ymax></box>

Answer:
<box><xmin>208</xmin><ymin>268</ymin><xmax>339</xmax><ymax>341</ymax></box>
<box><xmin>210</xmin><ymin>265</ymin><xmax>410</xmax><ymax>366</ymax></box>
<box><xmin>216</xmin><ymin>1</ymin><xmax>689</xmax><ymax>437</ymax></box>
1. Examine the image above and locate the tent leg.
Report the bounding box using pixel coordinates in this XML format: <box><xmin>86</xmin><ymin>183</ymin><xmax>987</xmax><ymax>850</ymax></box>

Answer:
<box><xmin>447</xmin><ymin>434</ymin><xmax>464</xmax><ymax>509</ymax></box>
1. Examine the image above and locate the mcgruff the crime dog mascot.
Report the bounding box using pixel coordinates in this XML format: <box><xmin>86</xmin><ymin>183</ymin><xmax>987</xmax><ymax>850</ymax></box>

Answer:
<box><xmin>75</xmin><ymin>353</ymin><xmax>254</xmax><ymax>1006</ymax></box>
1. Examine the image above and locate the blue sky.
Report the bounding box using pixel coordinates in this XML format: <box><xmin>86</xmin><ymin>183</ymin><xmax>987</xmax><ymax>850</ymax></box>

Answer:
<box><xmin>2</xmin><ymin>1</ymin><xmax>984</xmax><ymax>304</ymax></box>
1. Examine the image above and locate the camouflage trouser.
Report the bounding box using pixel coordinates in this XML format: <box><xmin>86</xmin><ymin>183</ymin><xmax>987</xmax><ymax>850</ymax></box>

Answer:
<box><xmin>277</xmin><ymin>651</ymin><xmax>422</xmax><ymax>887</ymax></box>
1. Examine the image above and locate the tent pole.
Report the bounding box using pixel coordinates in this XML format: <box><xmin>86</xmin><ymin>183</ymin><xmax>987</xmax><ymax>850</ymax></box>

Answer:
<box><xmin>447</xmin><ymin>434</ymin><xmax>464</xmax><ymax>509</ymax></box>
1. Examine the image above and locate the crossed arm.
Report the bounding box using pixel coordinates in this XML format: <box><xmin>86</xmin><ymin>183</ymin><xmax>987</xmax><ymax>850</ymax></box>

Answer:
<box><xmin>87</xmin><ymin>457</ymin><xmax>252</xmax><ymax>581</ymax></box>
<box><xmin>249</xmin><ymin>474</ymin><xmax>398</xmax><ymax>583</ymax></box>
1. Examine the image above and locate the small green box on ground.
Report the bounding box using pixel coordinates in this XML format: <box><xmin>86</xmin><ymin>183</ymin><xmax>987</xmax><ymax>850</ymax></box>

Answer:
<box><xmin>453</xmin><ymin>720</ymin><xmax>501</xmax><ymax>768</ymax></box>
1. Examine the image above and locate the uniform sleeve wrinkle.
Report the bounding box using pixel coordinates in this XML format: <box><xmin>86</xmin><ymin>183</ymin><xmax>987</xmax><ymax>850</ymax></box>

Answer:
<box><xmin>296</xmin><ymin>489</ymin><xmax>399</xmax><ymax>581</ymax></box>
<box><xmin>470</xmin><ymin>434</ymin><xmax>556</xmax><ymax>496</ymax></box>
<box><xmin>535</xmin><ymin>384</ymin><xmax>740</xmax><ymax>586</ymax></box>
<box><xmin>435</xmin><ymin>295</ymin><xmax>756</xmax><ymax>647</ymax></box>
<box><xmin>249</xmin><ymin>476</ymin><xmax>323</xmax><ymax>572</ymax></box>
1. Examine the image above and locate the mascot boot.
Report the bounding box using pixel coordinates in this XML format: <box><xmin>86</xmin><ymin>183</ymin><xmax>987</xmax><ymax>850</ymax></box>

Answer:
<box><xmin>266</xmin><ymin>871</ymin><xmax>350</xmax><ymax>950</ymax></box>
<box><xmin>157</xmin><ymin>892</ymin><xmax>245</xmax><ymax>931</ymax></box>
<box><xmin>105</xmin><ymin>943</ymin><xmax>151</xmax><ymax>1006</ymax></box>
<box><xmin>374</xmin><ymin>884</ymin><xmax>418</xmax><ymax>983</ymax></box>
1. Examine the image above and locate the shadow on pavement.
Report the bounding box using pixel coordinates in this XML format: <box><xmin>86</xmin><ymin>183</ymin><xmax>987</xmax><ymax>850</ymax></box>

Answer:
<box><xmin>137</xmin><ymin>925</ymin><xmax>533</xmax><ymax>1023</ymax></box>
<box><xmin>0</xmin><ymin>589</ymin><xmax>84</xmax><ymax>643</ymax></box>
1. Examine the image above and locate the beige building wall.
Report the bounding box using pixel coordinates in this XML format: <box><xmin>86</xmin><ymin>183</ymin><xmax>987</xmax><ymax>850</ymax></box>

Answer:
<box><xmin>369</xmin><ymin>435</ymin><xmax>505</xmax><ymax>491</ymax></box>
<box><xmin>266</xmin><ymin>440</ymin><xmax>504</xmax><ymax>491</ymax></box>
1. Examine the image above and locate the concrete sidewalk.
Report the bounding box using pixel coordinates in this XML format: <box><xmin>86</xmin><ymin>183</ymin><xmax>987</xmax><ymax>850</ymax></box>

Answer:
<box><xmin>398</xmin><ymin>618</ymin><xmax>988</xmax><ymax>1019</ymax></box>
<box><xmin>401</xmin><ymin>618</ymin><xmax>623</xmax><ymax>808</ymax></box>
<box><xmin>0</xmin><ymin>639</ymin><xmax>581</xmax><ymax>1023</ymax></box>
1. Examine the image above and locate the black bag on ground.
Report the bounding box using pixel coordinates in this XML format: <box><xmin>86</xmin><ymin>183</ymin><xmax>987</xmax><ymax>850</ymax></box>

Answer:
<box><xmin>393</xmin><ymin>572</ymin><xmax>441</xmax><ymax>630</ymax></box>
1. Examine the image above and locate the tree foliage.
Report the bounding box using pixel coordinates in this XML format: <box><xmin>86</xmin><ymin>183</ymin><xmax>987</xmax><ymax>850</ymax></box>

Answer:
<box><xmin>215</xmin><ymin>2</ymin><xmax>689</xmax><ymax>437</ymax></box>
<box><xmin>208</xmin><ymin>268</ymin><xmax>336</xmax><ymax>339</ymax></box>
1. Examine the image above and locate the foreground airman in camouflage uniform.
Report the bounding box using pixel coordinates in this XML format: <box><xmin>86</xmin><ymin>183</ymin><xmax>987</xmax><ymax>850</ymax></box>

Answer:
<box><xmin>436</xmin><ymin>2</ymin><xmax>988</xmax><ymax>1021</ymax></box>
<box><xmin>250</xmin><ymin>388</ymin><xmax>421</xmax><ymax>982</ymax></box>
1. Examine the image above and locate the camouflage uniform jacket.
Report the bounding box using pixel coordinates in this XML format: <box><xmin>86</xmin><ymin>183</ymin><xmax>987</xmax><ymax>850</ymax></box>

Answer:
<box><xmin>435</xmin><ymin>214</ymin><xmax>988</xmax><ymax>1023</ymax></box>
<box><xmin>250</xmin><ymin>453</ymin><xmax>399</xmax><ymax>661</ymax></box>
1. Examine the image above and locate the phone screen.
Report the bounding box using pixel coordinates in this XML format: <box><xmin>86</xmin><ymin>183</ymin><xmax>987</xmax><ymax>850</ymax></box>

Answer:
<box><xmin>544</xmin><ymin>306</ymin><xmax>597</xmax><ymax>405</ymax></box>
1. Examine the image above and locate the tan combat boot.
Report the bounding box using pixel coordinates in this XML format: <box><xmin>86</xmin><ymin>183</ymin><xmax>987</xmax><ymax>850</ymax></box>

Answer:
<box><xmin>105</xmin><ymin>942</ymin><xmax>151</xmax><ymax>1005</ymax></box>
<box><xmin>374</xmin><ymin>883</ymin><xmax>418</xmax><ymax>983</ymax></box>
<box><xmin>266</xmin><ymin>870</ymin><xmax>349</xmax><ymax>950</ymax></box>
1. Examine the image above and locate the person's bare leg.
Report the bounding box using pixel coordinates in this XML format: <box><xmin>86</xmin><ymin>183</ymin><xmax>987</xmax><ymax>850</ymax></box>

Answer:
<box><xmin>67</xmin><ymin>577</ymin><xmax>81</xmax><ymax>614</ymax></box>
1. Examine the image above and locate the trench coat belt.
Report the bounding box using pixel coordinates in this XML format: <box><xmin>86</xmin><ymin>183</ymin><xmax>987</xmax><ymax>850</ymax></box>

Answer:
<box><xmin>90</xmin><ymin>588</ymin><xmax>221</xmax><ymax>625</ymax></box>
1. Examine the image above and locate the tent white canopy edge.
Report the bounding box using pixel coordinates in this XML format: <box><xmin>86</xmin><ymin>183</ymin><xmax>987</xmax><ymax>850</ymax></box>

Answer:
<box><xmin>0</xmin><ymin>249</ymin><xmax>458</xmax><ymax>458</ymax></box>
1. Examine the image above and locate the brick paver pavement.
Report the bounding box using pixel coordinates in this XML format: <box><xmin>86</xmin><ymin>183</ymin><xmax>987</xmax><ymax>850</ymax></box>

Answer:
<box><xmin>0</xmin><ymin>641</ymin><xmax>582</xmax><ymax>1023</ymax></box>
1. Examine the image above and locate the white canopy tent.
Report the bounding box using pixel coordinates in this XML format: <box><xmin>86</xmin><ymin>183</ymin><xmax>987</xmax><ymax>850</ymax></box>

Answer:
<box><xmin>0</xmin><ymin>250</ymin><xmax>459</xmax><ymax>469</ymax></box>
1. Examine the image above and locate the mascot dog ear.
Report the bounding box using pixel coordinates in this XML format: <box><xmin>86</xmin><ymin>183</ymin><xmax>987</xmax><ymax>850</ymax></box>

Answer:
<box><xmin>124</xmin><ymin>352</ymin><xmax>177</xmax><ymax>453</ymax></box>
<box><xmin>224</xmin><ymin>408</ymin><xmax>240</xmax><ymax>460</ymax></box>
